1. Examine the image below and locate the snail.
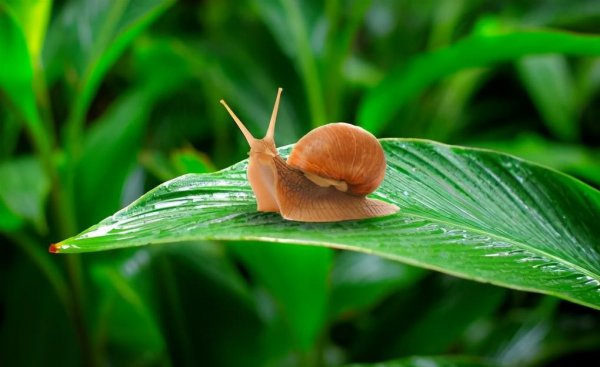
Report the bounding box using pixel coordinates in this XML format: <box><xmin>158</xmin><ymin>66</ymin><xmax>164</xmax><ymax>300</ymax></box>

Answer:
<box><xmin>220</xmin><ymin>88</ymin><xmax>398</xmax><ymax>222</ymax></box>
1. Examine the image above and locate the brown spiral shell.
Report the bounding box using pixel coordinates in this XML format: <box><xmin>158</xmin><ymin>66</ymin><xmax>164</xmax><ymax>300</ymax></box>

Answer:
<box><xmin>287</xmin><ymin>123</ymin><xmax>386</xmax><ymax>196</ymax></box>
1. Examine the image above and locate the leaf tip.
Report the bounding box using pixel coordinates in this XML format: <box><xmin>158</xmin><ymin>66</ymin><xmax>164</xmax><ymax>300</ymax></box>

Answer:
<box><xmin>48</xmin><ymin>243</ymin><xmax>60</xmax><ymax>254</ymax></box>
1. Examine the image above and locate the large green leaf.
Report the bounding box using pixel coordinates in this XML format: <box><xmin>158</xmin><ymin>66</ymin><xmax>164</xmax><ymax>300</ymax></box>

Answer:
<box><xmin>54</xmin><ymin>140</ymin><xmax>600</xmax><ymax>310</ymax></box>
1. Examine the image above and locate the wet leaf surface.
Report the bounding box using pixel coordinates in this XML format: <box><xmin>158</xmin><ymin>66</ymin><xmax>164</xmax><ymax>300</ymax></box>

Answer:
<box><xmin>55</xmin><ymin>140</ymin><xmax>600</xmax><ymax>310</ymax></box>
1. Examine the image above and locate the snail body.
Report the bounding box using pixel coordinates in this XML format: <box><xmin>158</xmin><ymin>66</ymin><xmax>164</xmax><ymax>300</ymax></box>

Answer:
<box><xmin>220</xmin><ymin>88</ymin><xmax>398</xmax><ymax>222</ymax></box>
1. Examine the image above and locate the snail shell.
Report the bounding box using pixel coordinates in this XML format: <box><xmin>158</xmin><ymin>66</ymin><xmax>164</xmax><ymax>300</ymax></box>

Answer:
<box><xmin>220</xmin><ymin>88</ymin><xmax>398</xmax><ymax>222</ymax></box>
<box><xmin>287</xmin><ymin>123</ymin><xmax>386</xmax><ymax>196</ymax></box>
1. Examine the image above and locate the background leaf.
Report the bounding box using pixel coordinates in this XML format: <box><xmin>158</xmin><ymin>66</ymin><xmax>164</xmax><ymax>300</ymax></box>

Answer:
<box><xmin>345</xmin><ymin>355</ymin><xmax>497</xmax><ymax>367</ymax></box>
<box><xmin>151</xmin><ymin>242</ymin><xmax>265</xmax><ymax>367</ymax></box>
<box><xmin>359</xmin><ymin>30</ymin><xmax>600</xmax><ymax>135</ymax></box>
<box><xmin>329</xmin><ymin>252</ymin><xmax>425</xmax><ymax>319</ymax></box>
<box><xmin>0</xmin><ymin>156</ymin><xmax>50</xmax><ymax>233</ymax></box>
<box><xmin>230</xmin><ymin>242</ymin><xmax>332</xmax><ymax>352</ymax></box>
<box><xmin>55</xmin><ymin>140</ymin><xmax>600</xmax><ymax>310</ymax></box>
<box><xmin>2</xmin><ymin>0</ymin><xmax>51</xmax><ymax>68</ymax></box>
<box><xmin>75</xmin><ymin>89</ymin><xmax>153</xmax><ymax>228</ymax></box>
<box><xmin>517</xmin><ymin>55</ymin><xmax>577</xmax><ymax>141</ymax></box>
<box><xmin>90</xmin><ymin>257</ymin><xmax>167</xmax><ymax>366</ymax></box>
<box><xmin>0</xmin><ymin>4</ymin><xmax>47</xmax><ymax>152</ymax></box>
<box><xmin>43</xmin><ymin>0</ymin><xmax>174</xmax><ymax>141</ymax></box>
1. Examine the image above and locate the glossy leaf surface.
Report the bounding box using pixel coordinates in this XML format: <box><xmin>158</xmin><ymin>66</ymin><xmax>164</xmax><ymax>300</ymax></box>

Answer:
<box><xmin>55</xmin><ymin>140</ymin><xmax>600</xmax><ymax>310</ymax></box>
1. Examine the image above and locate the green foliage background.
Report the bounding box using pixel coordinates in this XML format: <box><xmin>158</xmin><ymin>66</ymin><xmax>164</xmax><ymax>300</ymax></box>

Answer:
<box><xmin>1</xmin><ymin>0</ymin><xmax>600</xmax><ymax>366</ymax></box>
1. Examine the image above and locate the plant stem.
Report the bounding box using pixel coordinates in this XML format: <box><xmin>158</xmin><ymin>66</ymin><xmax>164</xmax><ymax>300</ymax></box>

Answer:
<box><xmin>25</xmin><ymin>128</ymin><xmax>97</xmax><ymax>367</ymax></box>
<box><xmin>20</xmin><ymin>74</ymin><xmax>98</xmax><ymax>367</ymax></box>
<box><xmin>157</xmin><ymin>256</ymin><xmax>195</xmax><ymax>366</ymax></box>
<box><xmin>66</xmin><ymin>255</ymin><xmax>101</xmax><ymax>367</ymax></box>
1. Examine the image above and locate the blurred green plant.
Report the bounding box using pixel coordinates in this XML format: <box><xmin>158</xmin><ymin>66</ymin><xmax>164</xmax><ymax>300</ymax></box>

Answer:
<box><xmin>1</xmin><ymin>1</ymin><xmax>600</xmax><ymax>366</ymax></box>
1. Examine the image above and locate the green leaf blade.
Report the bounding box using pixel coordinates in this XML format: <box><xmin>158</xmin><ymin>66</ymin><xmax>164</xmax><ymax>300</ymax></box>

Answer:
<box><xmin>345</xmin><ymin>355</ymin><xmax>497</xmax><ymax>367</ymax></box>
<box><xmin>55</xmin><ymin>140</ymin><xmax>600</xmax><ymax>310</ymax></box>
<box><xmin>517</xmin><ymin>55</ymin><xmax>577</xmax><ymax>141</ymax></box>
<box><xmin>231</xmin><ymin>242</ymin><xmax>332</xmax><ymax>351</ymax></box>
<box><xmin>0</xmin><ymin>156</ymin><xmax>50</xmax><ymax>233</ymax></box>
<box><xmin>0</xmin><ymin>4</ymin><xmax>45</xmax><ymax>139</ymax></box>
<box><xmin>76</xmin><ymin>89</ymin><xmax>153</xmax><ymax>227</ymax></box>
<box><xmin>3</xmin><ymin>0</ymin><xmax>52</xmax><ymax>67</ymax></box>
<box><xmin>44</xmin><ymin>0</ymin><xmax>174</xmax><ymax>140</ymax></box>
<box><xmin>359</xmin><ymin>31</ymin><xmax>600</xmax><ymax>135</ymax></box>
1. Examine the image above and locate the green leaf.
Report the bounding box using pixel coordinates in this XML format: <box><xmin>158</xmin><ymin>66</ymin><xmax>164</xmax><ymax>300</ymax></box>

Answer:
<box><xmin>517</xmin><ymin>55</ymin><xmax>577</xmax><ymax>141</ymax></box>
<box><xmin>0</xmin><ymin>199</ymin><xmax>23</xmax><ymax>232</ymax></box>
<box><xmin>230</xmin><ymin>242</ymin><xmax>332</xmax><ymax>351</ymax></box>
<box><xmin>0</xmin><ymin>254</ymin><xmax>79</xmax><ymax>367</ymax></box>
<box><xmin>329</xmin><ymin>252</ymin><xmax>425</xmax><ymax>318</ymax></box>
<box><xmin>477</xmin><ymin>297</ymin><xmax>558</xmax><ymax>367</ymax></box>
<box><xmin>359</xmin><ymin>30</ymin><xmax>600</xmax><ymax>135</ymax></box>
<box><xmin>255</xmin><ymin>0</ymin><xmax>326</xmax><ymax>126</ymax></box>
<box><xmin>470</xmin><ymin>134</ymin><xmax>600</xmax><ymax>186</ymax></box>
<box><xmin>54</xmin><ymin>140</ymin><xmax>600</xmax><ymax>310</ymax></box>
<box><xmin>0</xmin><ymin>4</ymin><xmax>46</xmax><ymax>146</ymax></box>
<box><xmin>0</xmin><ymin>107</ymin><xmax>21</xmax><ymax>159</ymax></box>
<box><xmin>91</xmin><ymin>259</ymin><xmax>167</xmax><ymax>365</ymax></box>
<box><xmin>345</xmin><ymin>355</ymin><xmax>496</xmax><ymax>367</ymax></box>
<box><xmin>171</xmin><ymin>149</ymin><xmax>216</xmax><ymax>175</ymax></box>
<box><xmin>3</xmin><ymin>0</ymin><xmax>52</xmax><ymax>67</ymax></box>
<box><xmin>152</xmin><ymin>243</ymin><xmax>265</xmax><ymax>367</ymax></box>
<box><xmin>76</xmin><ymin>89</ymin><xmax>152</xmax><ymax>228</ymax></box>
<box><xmin>346</xmin><ymin>276</ymin><xmax>504</xmax><ymax>361</ymax></box>
<box><xmin>0</xmin><ymin>156</ymin><xmax>50</xmax><ymax>233</ymax></box>
<box><xmin>387</xmin><ymin>280</ymin><xmax>506</xmax><ymax>355</ymax></box>
<box><xmin>43</xmin><ymin>0</ymin><xmax>174</xmax><ymax>140</ymax></box>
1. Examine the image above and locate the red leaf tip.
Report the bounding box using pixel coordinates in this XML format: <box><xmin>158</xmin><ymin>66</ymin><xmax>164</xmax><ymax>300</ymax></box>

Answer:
<box><xmin>49</xmin><ymin>243</ymin><xmax>60</xmax><ymax>254</ymax></box>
